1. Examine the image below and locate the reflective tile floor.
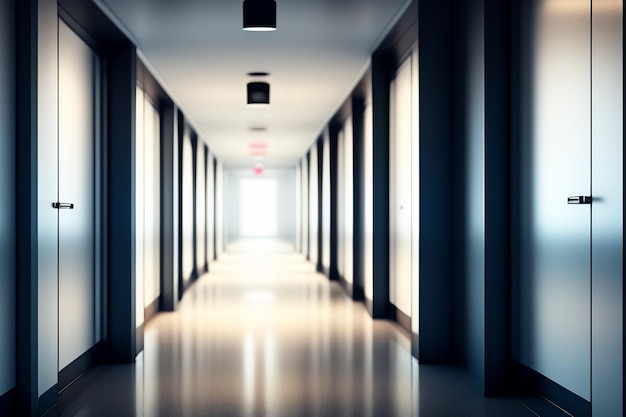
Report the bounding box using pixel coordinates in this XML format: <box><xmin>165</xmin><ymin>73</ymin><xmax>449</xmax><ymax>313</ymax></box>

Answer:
<box><xmin>61</xmin><ymin>239</ymin><xmax>537</xmax><ymax>417</ymax></box>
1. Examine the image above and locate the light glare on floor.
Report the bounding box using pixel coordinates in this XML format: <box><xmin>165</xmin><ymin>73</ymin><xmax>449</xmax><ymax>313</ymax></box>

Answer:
<box><xmin>243</xmin><ymin>290</ymin><xmax>275</xmax><ymax>304</ymax></box>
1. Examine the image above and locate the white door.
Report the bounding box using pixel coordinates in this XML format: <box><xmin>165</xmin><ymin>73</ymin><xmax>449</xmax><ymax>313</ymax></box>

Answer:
<box><xmin>389</xmin><ymin>57</ymin><xmax>413</xmax><ymax>317</ymax></box>
<box><xmin>58</xmin><ymin>19</ymin><xmax>100</xmax><ymax>370</ymax></box>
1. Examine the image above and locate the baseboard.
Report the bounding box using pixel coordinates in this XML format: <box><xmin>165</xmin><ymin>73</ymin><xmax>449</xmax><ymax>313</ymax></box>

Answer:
<box><xmin>511</xmin><ymin>360</ymin><xmax>591</xmax><ymax>417</ymax></box>
<box><xmin>144</xmin><ymin>297</ymin><xmax>159</xmax><ymax>324</ymax></box>
<box><xmin>353</xmin><ymin>284</ymin><xmax>365</xmax><ymax>301</ymax></box>
<box><xmin>389</xmin><ymin>303</ymin><xmax>411</xmax><ymax>334</ymax></box>
<box><xmin>136</xmin><ymin>323</ymin><xmax>144</xmax><ymax>355</ymax></box>
<box><xmin>0</xmin><ymin>388</ymin><xmax>16</xmax><ymax>415</ymax></box>
<box><xmin>365</xmin><ymin>297</ymin><xmax>374</xmax><ymax>317</ymax></box>
<box><xmin>58</xmin><ymin>341</ymin><xmax>105</xmax><ymax>411</ymax></box>
<box><xmin>411</xmin><ymin>331</ymin><xmax>419</xmax><ymax>359</ymax></box>
<box><xmin>38</xmin><ymin>384</ymin><xmax>58</xmax><ymax>417</ymax></box>
<box><xmin>339</xmin><ymin>276</ymin><xmax>354</xmax><ymax>297</ymax></box>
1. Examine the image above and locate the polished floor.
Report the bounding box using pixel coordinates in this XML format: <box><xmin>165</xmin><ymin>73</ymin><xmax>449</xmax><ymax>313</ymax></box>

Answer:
<box><xmin>61</xmin><ymin>239</ymin><xmax>538</xmax><ymax>417</ymax></box>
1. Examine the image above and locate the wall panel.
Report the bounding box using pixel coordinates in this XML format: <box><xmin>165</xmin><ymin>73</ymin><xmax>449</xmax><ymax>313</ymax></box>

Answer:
<box><xmin>363</xmin><ymin>101</ymin><xmax>374</xmax><ymax>302</ymax></box>
<box><xmin>389</xmin><ymin>56</ymin><xmax>413</xmax><ymax>317</ymax></box>
<box><xmin>0</xmin><ymin>0</ymin><xmax>15</xmax><ymax>397</ymax></box>
<box><xmin>322</xmin><ymin>131</ymin><xmax>331</xmax><ymax>272</ymax></box>
<box><xmin>181</xmin><ymin>128</ymin><xmax>194</xmax><ymax>282</ymax></box>
<box><xmin>301</xmin><ymin>157</ymin><xmax>309</xmax><ymax>258</ymax></box>
<box><xmin>143</xmin><ymin>96</ymin><xmax>160</xmax><ymax>308</ymax></box>
<box><xmin>337</xmin><ymin>129</ymin><xmax>345</xmax><ymax>279</ymax></box>
<box><xmin>309</xmin><ymin>146</ymin><xmax>319</xmax><ymax>266</ymax></box>
<box><xmin>590</xmin><ymin>0</ymin><xmax>623</xmax><ymax>413</ymax></box>
<box><xmin>215</xmin><ymin>160</ymin><xmax>224</xmax><ymax>256</ymax></box>
<box><xmin>196</xmin><ymin>143</ymin><xmax>206</xmax><ymax>272</ymax></box>
<box><xmin>135</xmin><ymin>87</ymin><xmax>145</xmax><ymax>328</ymax></box>
<box><xmin>206</xmin><ymin>151</ymin><xmax>215</xmax><ymax>263</ymax></box>
<box><xmin>37</xmin><ymin>0</ymin><xmax>60</xmax><ymax>397</ymax></box>
<box><xmin>514</xmin><ymin>0</ymin><xmax>592</xmax><ymax>400</ymax></box>
<box><xmin>343</xmin><ymin>118</ymin><xmax>354</xmax><ymax>286</ymax></box>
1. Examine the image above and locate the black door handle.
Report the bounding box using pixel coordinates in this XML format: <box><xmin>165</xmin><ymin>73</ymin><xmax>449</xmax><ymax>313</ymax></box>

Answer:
<box><xmin>567</xmin><ymin>196</ymin><xmax>592</xmax><ymax>205</ymax></box>
<box><xmin>52</xmin><ymin>202</ymin><xmax>74</xmax><ymax>209</ymax></box>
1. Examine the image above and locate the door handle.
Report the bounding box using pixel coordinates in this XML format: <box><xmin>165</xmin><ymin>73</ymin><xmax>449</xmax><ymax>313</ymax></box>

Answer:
<box><xmin>567</xmin><ymin>196</ymin><xmax>592</xmax><ymax>205</ymax></box>
<box><xmin>52</xmin><ymin>202</ymin><xmax>74</xmax><ymax>209</ymax></box>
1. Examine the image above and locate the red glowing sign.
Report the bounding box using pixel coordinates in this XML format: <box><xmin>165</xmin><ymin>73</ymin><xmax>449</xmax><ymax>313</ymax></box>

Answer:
<box><xmin>249</xmin><ymin>142</ymin><xmax>268</xmax><ymax>157</ymax></box>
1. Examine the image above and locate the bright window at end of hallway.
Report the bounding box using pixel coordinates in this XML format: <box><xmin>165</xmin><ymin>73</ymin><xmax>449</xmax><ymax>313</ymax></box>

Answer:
<box><xmin>240</xmin><ymin>178</ymin><xmax>278</xmax><ymax>236</ymax></box>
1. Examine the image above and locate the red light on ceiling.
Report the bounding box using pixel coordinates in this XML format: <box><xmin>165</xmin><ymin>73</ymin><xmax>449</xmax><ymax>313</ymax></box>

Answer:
<box><xmin>253</xmin><ymin>165</ymin><xmax>264</xmax><ymax>176</ymax></box>
<box><xmin>249</xmin><ymin>142</ymin><xmax>268</xmax><ymax>149</ymax></box>
<box><xmin>249</xmin><ymin>142</ymin><xmax>268</xmax><ymax>157</ymax></box>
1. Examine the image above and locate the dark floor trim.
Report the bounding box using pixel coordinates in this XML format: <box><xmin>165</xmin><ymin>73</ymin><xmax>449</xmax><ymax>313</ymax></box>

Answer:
<box><xmin>136</xmin><ymin>323</ymin><xmax>144</xmax><ymax>356</ymax></box>
<box><xmin>511</xmin><ymin>361</ymin><xmax>591</xmax><ymax>417</ymax></box>
<box><xmin>353</xmin><ymin>285</ymin><xmax>365</xmax><ymax>302</ymax></box>
<box><xmin>0</xmin><ymin>388</ymin><xmax>16</xmax><ymax>415</ymax></box>
<box><xmin>144</xmin><ymin>297</ymin><xmax>159</xmax><ymax>324</ymax></box>
<box><xmin>365</xmin><ymin>297</ymin><xmax>374</xmax><ymax>317</ymax></box>
<box><xmin>38</xmin><ymin>384</ymin><xmax>58</xmax><ymax>417</ymax></box>
<box><xmin>389</xmin><ymin>304</ymin><xmax>411</xmax><ymax>333</ymax></box>
<box><xmin>58</xmin><ymin>341</ymin><xmax>104</xmax><ymax>410</ymax></box>
<box><xmin>339</xmin><ymin>276</ymin><xmax>353</xmax><ymax>298</ymax></box>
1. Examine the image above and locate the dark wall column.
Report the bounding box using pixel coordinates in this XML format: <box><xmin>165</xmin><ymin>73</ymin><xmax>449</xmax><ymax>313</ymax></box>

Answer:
<box><xmin>176</xmin><ymin>111</ymin><xmax>184</xmax><ymax>299</ymax></box>
<box><xmin>351</xmin><ymin>97</ymin><xmax>366</xmax><ymax>301</ymax></box>
<box><xmin>16</xmin><ymin>0</ymin><xmax>40</xmax><ymax>413</ymax></box>
<box><xmin>305</xmin><ymin>151</ymin><xmax>311</xmax><ymax>261</ymax></box>
<box><xmin>370</xmin><ymin>52</ymin><xmax>390</xmax><ymax>319</ymax></box>
<box><xmin>203</xmin><ymin>145</ymin><xmax>209</xmax><ymax>273</ymax></box>
<box><xmin>329</xmin><ymin>124</ymin><xmax>340</xmax><ymax>281</ymax></box>
<box><xmin>190</xmin><ymin>132</ymin><xmax>198</xmax><ymax>282</ymax></box>
<box><xmin>160</xmin><ymin>102</ymin><xmax>179</xmax><ymax>311</ymax></box>
<box><xmin>316</xmin><ymin>137</ymin><xmax>324</xmax><ymax>273</ymax></box>
<box><xmin>107</xmin><ymin>42</ymin><xmax>137</xmax><ymax>363</ymax></box>
<box><xmin>484</xmin><ymin>0</ymin><xmax>511</xmax><ymax>395</ymax></box>
<box><xmin>416</xmin><ymin>0</ymin><xmax>454</xmax><ymax>362</ymax></box>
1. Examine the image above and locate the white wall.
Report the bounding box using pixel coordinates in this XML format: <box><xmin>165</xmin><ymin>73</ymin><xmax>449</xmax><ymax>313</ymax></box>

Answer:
<box><xmin>135</xmin><ymin>87</ymin><xmax>145</xmax><ymax>327</ymax></box>
<box><xmin>182</xmin><ymin>127</ymin><xmax>194</xmax><ymax>279</ymax></box>
<box><xmin>206</xmin><ymin>151</ymin><xmax>215</xmax><ymax>262</ymax></box>
<box><xmin>309</xmin><ymin>146</ymin><xmax>320</xmax><ymax>266</ymax></box>
<box><xmin>295</xmin><ymin>164</ymin><xmax>302</xmax><ymax>252</ymax></box>
<box><xmin>363</xmin><ymin>101</ymin><xmax>374</xmax><ymax>301</ymax></box>
<box><xmin>343</xmin><ymin>117</ymin><xmax>354</xmax><ymax>285</ymax></box>
<box><xmin>301</xmin><ymin>157</ymin><xmax>309</xmax><ymax>258</ymax></box>
<box><xmin>144</xmin><ymin>97</ymin><xmax>161</xmax><ymax>308</ymax></box>
<box><xmin>223</xmin><ymin>168</ymin><xmax>296</xmax><ymax>245</ymax></box>
<box><xmin>389</xmin><ymin>56</ymin><xmax>413</xmax><ymax>317</ymax></box>
<box><xmin>215</xmin><ymin>160</ymin><xmax>224</xmax><ymax>257</ymax></box>
<box><xmin>196</xmin><ymin>144</ymin><xmax>206</xmax><ymax>272</ymax></box>
<box><xmin>321</xmin><ymin>130</ymin><xmax>331</xmax><ymax>271</ymax></box>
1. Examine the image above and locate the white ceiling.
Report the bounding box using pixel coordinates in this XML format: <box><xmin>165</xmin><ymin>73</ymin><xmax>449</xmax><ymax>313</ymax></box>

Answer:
<box><xmin>95</xmin><ymin>0</ymin><xmax>409</xmax><ymax>167</ymax></box>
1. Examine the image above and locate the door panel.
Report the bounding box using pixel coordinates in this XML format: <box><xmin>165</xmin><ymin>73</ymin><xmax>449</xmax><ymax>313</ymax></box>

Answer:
<box><xmin>0</xmin><ymin>0</ymin><xmax>15</xmax><ymax>395</ymax></box>
<box><xmin>196</xmin><ymin>144</ymin><xmax>205</xmax><ymax>272</ymax></box>
<box><xmin>58</xmin><ymin>20</ymin><xmax>98</xmax><ymax>370</ymax></box>
<box><xmin>309</xmin><ymin>146</ymin><xmax>319</xmax><ymax>266</ymax></box>
<box><xmin>515</xmin><ymin>0</ymin><xmax>591</xmax><ymax>400</ymax></box>
<box><xmin>390</xmin><ymin>57</ymin><xmax>412</xmax><ymax>316</ymax></box>
<box><xmin>591</xmin><ymin>0</ymin><xmax>623</xmax><ymax>413</ymax></box>
<box><xmin>343</xmin><ymin>118</ymin><xmax>354</xmax><ymax>286</ymax></box>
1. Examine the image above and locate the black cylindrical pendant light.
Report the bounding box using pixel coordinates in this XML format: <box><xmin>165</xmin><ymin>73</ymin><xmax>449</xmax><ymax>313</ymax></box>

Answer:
<box><xmin>247</xmin><ymin>82</ymin><xmax>270</xmax><ymax>106</ymax></box>
<box><xmin>243</xmin><ymin>0</ymin><xmax>277</xmax><ymax>31</ymax></box>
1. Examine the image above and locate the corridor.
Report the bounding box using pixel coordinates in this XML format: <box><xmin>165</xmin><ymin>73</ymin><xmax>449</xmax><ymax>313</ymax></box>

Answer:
<box><xmin>60</xmin><ymin>240</ymin><xmax>534</xmax><ymax>417</ymax></box>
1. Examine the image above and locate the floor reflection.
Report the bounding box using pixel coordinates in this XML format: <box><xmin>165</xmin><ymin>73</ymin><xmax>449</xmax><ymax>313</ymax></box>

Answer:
<box><xmin>61</xmin><ymin>238</ymin><xmax>534</xmax><ymax>417</ymax></box>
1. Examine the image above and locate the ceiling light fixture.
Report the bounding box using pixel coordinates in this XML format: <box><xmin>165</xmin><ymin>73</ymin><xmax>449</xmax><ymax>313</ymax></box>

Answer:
<box><xmin>247</xmin><ymin>72</ymin><xmax>270</xmax><ymax>77</ymax></box>
<box><xmin>243</xmin><ymin>0</ymin><xmax>277</xmax><ymax>31</ymax></box>
<box><xmin>247</xmin><ymin>82</ymin><xmax>270</xmax><ymax>106</ymax></box>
